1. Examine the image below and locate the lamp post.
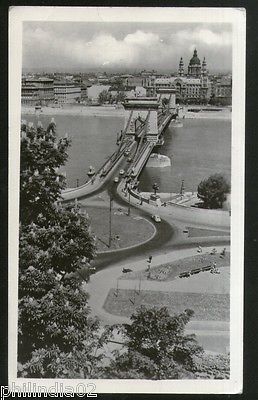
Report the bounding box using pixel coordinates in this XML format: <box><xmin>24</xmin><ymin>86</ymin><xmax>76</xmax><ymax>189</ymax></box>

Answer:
<box><xmin>152</xmin><ymin>182</ymin><xmax>159</xmax><ymax>196</ymax></box>
<box><xmin>180</xmin><ymin>179</ymin><xmax>185</xmax><ymax>198</ymax></box>
<box><xmin>108</xmin><ymin>196</ymin><xmax>113</xmax><ymax>248</ymax></box>
<box><xmin>127</xmin><ymin>189</ymin><xmax>131</xmax><ymax>216</ymax></box>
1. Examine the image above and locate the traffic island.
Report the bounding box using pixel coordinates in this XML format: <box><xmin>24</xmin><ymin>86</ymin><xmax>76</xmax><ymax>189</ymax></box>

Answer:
<box><xmin>85</xmin><ymin>205</ymin><xmax>156</xmax><ymax>252</ymax></box>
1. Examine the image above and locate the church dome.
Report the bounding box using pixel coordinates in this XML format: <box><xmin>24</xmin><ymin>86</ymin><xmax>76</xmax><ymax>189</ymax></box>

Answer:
<box><xmin>189</xmin><ymin>49</ymin><xmax>201</xmax><ymax>65</ymax></box>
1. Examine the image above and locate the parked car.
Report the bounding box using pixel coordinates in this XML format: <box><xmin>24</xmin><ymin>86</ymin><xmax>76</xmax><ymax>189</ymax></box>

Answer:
<box><xmin>114</xmin><ymin>177</ymin><xmax>119</xmax><ymax>183</ymax></box>
<box><xmin>151</xmin><ymin>215</ymin><xmax>161</xmax><ymax>223</ymax></box>
<box><xmin>122</xmin><ymin>268</ymin><xmax>132</xmax><ymax>273</ymax></box>
<box><xmin>124</xmin><ymin>149</ymin><xmax>130</xmax><ymax>156</ymax></box>
<box><xmin>119</xmin><ymin>169</ymin><xmax>125</xmax><ymax>176</ymax></box>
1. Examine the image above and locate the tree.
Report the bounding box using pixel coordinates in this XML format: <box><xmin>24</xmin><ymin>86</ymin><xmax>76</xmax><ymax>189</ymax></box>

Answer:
<box><xmin>197</xmin><ymin>173</ymin><xmax>230</xmax><ymax>209</ymax></box>
<box><xmin>115</xmin><ymin>91</ymin><xmax>126</xmax><ymax>104</ymax></box>
<box><xmin>105</xmin><ymin>307</ymin><xmax>203</xmax><ymax>379</ymax></box>
<box><xmin>18</xmin><ymin>122</ymin><xmax>102</xmax><ymax>378</ymax></box>
<box><xmin>20</xmin><ymin>120</ymin><xmax>70</xmax><ymax>225</ymax></box>
<box><xmin>98</xmin><ymin>90</ymin><xmax>110</xmax><ymax>105</ymax></box>
<box><xmin>18</xmin><ymin>273</ymin><xmax>109</xmax><ymax>378</ymax></box>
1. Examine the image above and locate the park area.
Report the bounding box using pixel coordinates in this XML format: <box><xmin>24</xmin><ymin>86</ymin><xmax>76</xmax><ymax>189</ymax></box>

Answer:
<box><xmin>120</xmin><ymin>251</ymin><xmax>230</xmax><ymax>281</ymax></box>
<box><xmin>103</xmin><ymin>289</ymin><xmax>229</xmax><ymax>321</ymax></box>
<box><xmin>85</xmin><ymin>205</ymin><xmax>155</xmax><ymax>252</ymax></box>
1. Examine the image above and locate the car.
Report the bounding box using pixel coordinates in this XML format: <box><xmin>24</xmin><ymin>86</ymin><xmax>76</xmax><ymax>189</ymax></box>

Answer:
<box><xmin>114</xmin><ymin>177</ymin><xmax>119</xmax><ymax>183</ymax></box>
<box><xmin>124</xmin><ymin>149</ymin><xmax>130</xmax><ymax>156</ymax></box>
<box><xmin>122</xmin><ymin>268</ymin><xmax>132</xmax><ymax>273</ymax></box>
<box><xmin>119</xmin><ymin>169</ymin><xmax>125</xmax><ymax>176</ymax></box>
<box><xmin>127</xmin><ymin>157</ymin><xmax>132</xmax><ymax>162</ymax></box>
<box><xmin>151</xmin><ymin>215</ymin><xmax>161</xmax><ymax>223</ymax></box>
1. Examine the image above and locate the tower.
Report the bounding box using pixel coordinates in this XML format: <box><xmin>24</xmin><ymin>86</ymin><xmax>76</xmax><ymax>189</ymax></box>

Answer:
<box><xmin>202</xmin><ymin>57</ymin><xmax>207</xmax><ymax>75</ymax></box>
<box><xmin>178</xmin><ymin>57</ymin><xmax>184</xmax><ymax>76</ymax></box>
<box><xmin>201</xmin><ymin>57</ymin><xmax>208</xmax><ymax>86</ymax></box>
<box><xmin>200</xmin><ymin>57</ymin><xmax>210</xmax><ymax>101</ymax></box>
<box><xmin>188</xmin><ymin>49</ymin><xmax>201</xmax><ymax>77</ymax></box>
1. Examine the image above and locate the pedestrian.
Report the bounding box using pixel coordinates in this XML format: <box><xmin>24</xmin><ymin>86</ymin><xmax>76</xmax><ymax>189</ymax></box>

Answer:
<box><xmin>197</xmin><ymin>246</ymin><xmax>202</xmax><ymax>253</ymax></box>
<box><xmin>211</xmin><ymin>262</ymin><xmax>218</xmax><ymax>274</ymax></box>
<box><xmin>220</xmin><ymin>247</ymin><xmax>226</xmax><ymax>257</ymax></box>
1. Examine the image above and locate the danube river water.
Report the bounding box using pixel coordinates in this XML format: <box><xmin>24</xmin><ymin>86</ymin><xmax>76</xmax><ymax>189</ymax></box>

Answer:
<box><xmin>22</xmin><ymin>113</ymin><xmax>231</xmax><ymax>192</ymax></box>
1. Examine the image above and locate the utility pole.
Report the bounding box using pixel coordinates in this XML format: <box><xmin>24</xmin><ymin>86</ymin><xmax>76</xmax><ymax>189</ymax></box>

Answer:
<box><xmin>108</xmin><ymin>196</ymin><xmax>113</xmax><ymax>248</ymax></box>
<box><xmin>115</xmin><ymin>278</ymin><xmax>119</xmax><ymax>297</ymax></box>
<box><xmin>180</xmin><ymin>179</ymin><xmax>185</xmax><ymax>196</ymax></box>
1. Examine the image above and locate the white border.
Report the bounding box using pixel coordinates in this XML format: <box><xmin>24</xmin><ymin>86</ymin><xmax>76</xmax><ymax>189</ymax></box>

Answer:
<box><xmin>9</xmin><ymin>6</ymin><xmax>245</xmax><ymax>394</ymax></box>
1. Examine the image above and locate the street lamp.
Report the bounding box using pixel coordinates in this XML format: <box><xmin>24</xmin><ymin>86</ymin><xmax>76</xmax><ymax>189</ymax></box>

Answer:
<box><xmin>180</xmin><ymin>179</ymin><xmax>185</xmax><ymax>197</ymax></box>
<box><xmin>108</xmin><ymin>196</ymin><xmax>113</xmax><ymax>248</ymax></box>
<box><xmin>127</xmin><ymin>189</ymin><xmax>131</xmax><ymax>216</ymax></box>
<box><xmin>152</xmin><ymin>182</ymin><xmax>159</xmax><ymax>196</ymax></box>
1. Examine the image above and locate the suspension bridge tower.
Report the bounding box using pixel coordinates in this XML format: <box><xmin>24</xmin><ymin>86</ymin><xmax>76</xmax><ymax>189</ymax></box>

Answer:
<box><xmin>123</xmin><ymin>97</ymin><xmax>160</xmax><ymax>143</ymax></box>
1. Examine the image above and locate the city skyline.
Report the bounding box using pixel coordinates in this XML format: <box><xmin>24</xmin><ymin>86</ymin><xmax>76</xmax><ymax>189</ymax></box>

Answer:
<box><xmin>22</xmin><ymin>22</ymin><xmax>232</xmax><ymax>73</ymax></box>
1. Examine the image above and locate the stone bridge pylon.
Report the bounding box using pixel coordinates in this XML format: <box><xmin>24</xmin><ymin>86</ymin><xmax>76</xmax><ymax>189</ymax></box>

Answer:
<box><xmin>123</xmin><ymin>97</ymin><xmax>160</xmax><ymax>143</ymax></box>
<box><xmin>156</xmin><ymin>88</ymin><xmax>176</xmax><ymax>111</ymax></box>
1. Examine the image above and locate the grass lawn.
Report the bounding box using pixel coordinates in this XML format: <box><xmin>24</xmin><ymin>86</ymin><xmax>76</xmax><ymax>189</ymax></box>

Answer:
<box><xmin>104</xmin><ymin>289</ymin><xmax>229</xmax><ymax>321</ymax></box>
<box><xmin>86</xmin><ymin>206</ymin><xmax>155</xmax><ymax>251</ymax></box>
<box><xmin>121</xmin><ymin>252</ymin><xmax>230</xmax><ymax>281</ymax></box>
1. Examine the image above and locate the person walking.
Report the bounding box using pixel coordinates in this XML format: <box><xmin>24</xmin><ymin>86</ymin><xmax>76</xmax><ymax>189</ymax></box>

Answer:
<box><xmin>197</xmin><ymin>246</ymin><xmax>202</xmax><ymax>253</ymax></box>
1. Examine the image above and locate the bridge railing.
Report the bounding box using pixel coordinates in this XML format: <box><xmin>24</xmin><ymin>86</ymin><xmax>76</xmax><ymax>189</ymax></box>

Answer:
<box><xmin>128</xmin><ymin>186</ymin><xmax>150</xmax><ymax>204</ymax></box>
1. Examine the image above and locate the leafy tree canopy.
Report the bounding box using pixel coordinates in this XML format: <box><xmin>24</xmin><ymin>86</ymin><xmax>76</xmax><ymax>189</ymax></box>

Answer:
<box><xmin>197</xmin><ymin>173</ymin><xmax>230</xmax><ymax>209</ymax></box>
<box><xmin>20</xmin><ymin>120</ymin><xmax>70</xmax><ymax>224</ymax></box>
<box><xmin>18</xmin><ymin>122</ymin><xmax>100</xmax><ymax>378</ymax></box>
<box><xmin>106</xmin><ymin>306</ymin><xmax>203</xmax><ymax>379</ymax></box>
<box><xmin>98</xmin><ymin>90</ymin><xmax>111</xmax><ymax>105</ymax></box>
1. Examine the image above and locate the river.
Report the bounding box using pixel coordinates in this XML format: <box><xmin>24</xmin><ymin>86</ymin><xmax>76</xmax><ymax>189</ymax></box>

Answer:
<box><xmin>21</xmin><ymin>113</ymin><xmax>231</xmax><ymax>192</ymax></box>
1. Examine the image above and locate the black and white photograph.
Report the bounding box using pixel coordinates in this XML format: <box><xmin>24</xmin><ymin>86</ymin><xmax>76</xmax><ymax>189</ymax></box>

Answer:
<box><xmin>8</xmin><ymin>6</ymin><xmax>245</xmax><ymax>395</ymax></box>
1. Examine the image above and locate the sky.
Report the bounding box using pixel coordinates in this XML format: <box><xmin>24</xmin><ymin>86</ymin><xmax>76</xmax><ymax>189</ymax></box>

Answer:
<box><xmin>22</xmin><ymin>22</ymin><xmax>232</xmax><ymax>73</ymax></box>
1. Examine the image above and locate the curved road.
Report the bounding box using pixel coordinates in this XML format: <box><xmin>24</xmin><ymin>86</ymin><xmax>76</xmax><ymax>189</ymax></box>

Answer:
<box><xmin>92</xmin><ymin>179</ymin><xmax>229</xmax><ymax>271</ymax></box>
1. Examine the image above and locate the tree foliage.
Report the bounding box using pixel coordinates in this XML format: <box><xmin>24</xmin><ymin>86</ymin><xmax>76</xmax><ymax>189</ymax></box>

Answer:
<box><xmin>18</xmin><ymin>121</ymin><xmax>101</xmax><ymax>378</ymax></box>
<box><xmin>98</xmin><ymin>90</ymin><xmax>111</xmax><ymax>105</ymax></box>
<box><xmin>193</xmin><ymin>353</ymin><xmax>230</xmax><ymax>379</ymax></box>
<box><xmin>105</xmin><ymin>307</ymin><xmax>203</xmax><ymax>379</ymax></box>
<box><xmin>20</xmin><ymin>121</ymin><xmax>70</xmax><ymax>224</ymax></box>
<box><xmin>197</xmin><ymin>173</ymin><xmax>230</xmax><ymax>209</ymax></box>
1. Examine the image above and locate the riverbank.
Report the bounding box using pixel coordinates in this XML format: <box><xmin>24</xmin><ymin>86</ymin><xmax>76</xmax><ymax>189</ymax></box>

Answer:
<box><xmin>184</xmin><ymin>110</ymin><xmax>231</xmax><ymax>120</ymax></box>
<box><xmin>21</xmin><ymin>104</ymin><xmax>232</xmax><ymax>120</ymax></box>
<box><xmin>21</xmin><ymin>104</ymin><xmax>125</xmax><ymax>118</ymax></box>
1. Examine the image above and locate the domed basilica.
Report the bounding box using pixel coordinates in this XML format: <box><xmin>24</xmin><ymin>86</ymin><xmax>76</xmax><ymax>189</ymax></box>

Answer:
<box><xmin>154</xmin><ymin>49</ymin><xmax>211</xmax><ymax>103</ymax></box>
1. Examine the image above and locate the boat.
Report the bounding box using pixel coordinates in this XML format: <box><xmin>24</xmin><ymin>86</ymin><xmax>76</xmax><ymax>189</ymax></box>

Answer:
<box><xmin>146</xmin><ymin>153</ymin><xmax>171</xmax><ymax>168</ymax></box>
<box><xmin>87</xmin><ymin>166</ymin><xmax>95</xmax><ymax>177</ymax></box>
